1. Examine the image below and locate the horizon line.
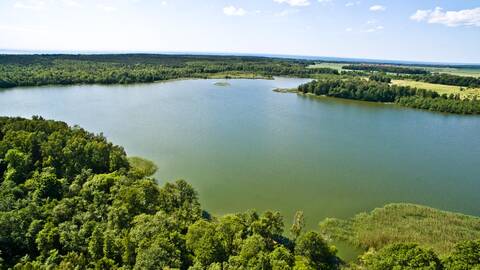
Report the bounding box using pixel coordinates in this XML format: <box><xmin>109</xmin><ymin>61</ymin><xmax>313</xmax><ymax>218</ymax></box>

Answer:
<box><xmin>1</xmin><ymin>48</ymin><xmax>479</xmax><ymax>67</ymax></box>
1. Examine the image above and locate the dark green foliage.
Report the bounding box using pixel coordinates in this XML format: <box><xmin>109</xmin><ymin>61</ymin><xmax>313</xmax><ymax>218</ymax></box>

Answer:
<box><xmin>298</xmin><ymin>79</ymin><xmax>480</xmax><ymax>114</ymax></box>
<box><xmin>361</xmin><ymin>243</ymin><xmax>442</xmax><ymax>270</ymax></box>
<box><xmin>343</xmin><ymin>64</ymin><xmax>429</xmax><ymax>75</ymax></box>
<box><xmin>307</xmin><ymin>67</ymin><xmax>339</xmax><ymax>75</ymax></box>
<box><xmin>369</xmin><ymin>73</ymin><xmax>392</xmax><ymax>83</ymax></box>
<box><xmin>294</xmin><ymin>232</ymin><xmax>338</xmax><ymax>270</ymax></box>
<box><xmin>298</xmin><ymin>78</ymin><xmax>438</xmax><ymax>102</ymax></box>
<box><xmin>0</xmin><ymin>117</ymin><xmax>339</xmax><ymax>270</ymax></box>
<box><xmin>397</xmin><ymin>96</ymin><xmax>480</xmax><ymax>115</ymax></box>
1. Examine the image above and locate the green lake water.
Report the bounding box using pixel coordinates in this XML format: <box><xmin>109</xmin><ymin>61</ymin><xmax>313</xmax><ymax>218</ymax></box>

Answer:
<box><xmin>1</xmin><ymin>78</ymin><xmax>479</xmax><ymax>260</ymax></box>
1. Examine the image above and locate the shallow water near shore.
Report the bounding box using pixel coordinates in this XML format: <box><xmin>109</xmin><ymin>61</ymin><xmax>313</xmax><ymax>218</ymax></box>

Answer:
<box><xmin>1</xmin><ymin>77</ymin><xmax>479</xmax><ymax>260</ymax></box>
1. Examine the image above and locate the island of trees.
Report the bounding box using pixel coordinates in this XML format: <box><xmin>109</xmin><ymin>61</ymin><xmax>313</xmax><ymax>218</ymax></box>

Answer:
<box><xmin>0</xmin><ymin>117</ymin><xmax>479</xmax><ymax>269</ymax></box>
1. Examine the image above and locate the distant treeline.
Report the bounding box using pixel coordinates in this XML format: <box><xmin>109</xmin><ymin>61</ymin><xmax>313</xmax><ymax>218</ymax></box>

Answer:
<box><xmin>406</xmin><ymin>73</ymin><xmax>480</xmax><ymax>88</ymax></box>
<box><xmin>342</xmin><ymin>64</ymin><xmax>429</xmax><ymax>75</ymax></box>
<box><xmin>342</xmin><ymin>63</ymin><xmax>480</xmax><ymax>88</ymax></box>
<box><xmin>298</xmin><ymin>78</ymin><xmax>480</xmax><ymax>114</ymax></box>
<box><xmin>0</xmin><ymin>54</ymin><xmax>343</xmax><ymax>88</ymax></box>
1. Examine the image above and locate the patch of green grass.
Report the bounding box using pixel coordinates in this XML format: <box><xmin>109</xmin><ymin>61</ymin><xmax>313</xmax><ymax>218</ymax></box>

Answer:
<box><xmin>319</xmin><ymin>203</ymin><xmax>480</xmax><ymax>256</ymax></box>
<box><xmin>308</xmin><ymin>62</ymin><xmax>345</xmax><ymax>71</ymax></box>
<box><xmin>310</xmin><ymin>62</ymin><xmax>480</xmax><ymax>78</ymax></box>
<box><xmin>128</xmin><ymin>156</ymin><xmax>158</xmax><ymax>177</ymax></box>
<box><xmin>392</xmin><ymin>79</ymin><xmax>480</xmax><ymax>100</ymax></box>
<box><xmin>422</xmin><ymin>67</ymin><xmax>480</xmax><ymax>78</ymax></box>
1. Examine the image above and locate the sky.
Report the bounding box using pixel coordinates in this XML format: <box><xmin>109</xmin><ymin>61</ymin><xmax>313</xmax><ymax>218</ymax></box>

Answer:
<box><xmin>0</xmin><ymin>0</ymin><xmax>479</xmax><ymax>63</ymax></box>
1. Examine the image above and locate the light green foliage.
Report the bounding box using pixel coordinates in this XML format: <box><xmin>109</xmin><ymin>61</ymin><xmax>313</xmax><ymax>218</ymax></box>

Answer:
<box><xmin>443</xmin><ymin>240</ymin><xmax>480</xmax><ymax>270</ymax></box>
<box><xmin>269</xmin><ymin>246</ymin><xmax>294</xmax><ymax>270</ymax></box>
<box><xmin>88</xmin><ymin>226</ymin><xmax>104</xmax><ymax>260</ymax></box>
<box><xmin>36</xmin><ymin>222</ymin><xmax>60</xmax><ymax>257</ymax></box>
<box><xmin>290</xmin><ymin>211</ymin><xmax>305</xmax><ymax>240</ymax></box>
<box><xmin>128</xmin><ymin>156</ymin><xmax>158</xmax><ymax>178</ymax></box>
<box><xmin>319</xmin><ymin>203</ymin><xmax>480</xmax><ymax>255</ymax></box>
<box><xmin>186</xmin><ymin>220</ymin><xmax>226</xmax><ymax>266</ymax></box>
<box><xmin>360</xmin><ymin>243</ymin><xmax>442</xmax><ymax>270</ymax></box>
<box><xmin>4</xmin><ymin>149</ymin><xmax>31</xmax><ymax>184</ymax></box>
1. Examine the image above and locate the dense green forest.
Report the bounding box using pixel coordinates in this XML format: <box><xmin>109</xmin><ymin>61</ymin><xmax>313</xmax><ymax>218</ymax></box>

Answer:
<box><xmin>0</xmin><ymin>54</ymin><xmax>327</xmax><ymax>88</ymax></box>
<box><xmin>298</xmin><ymin>79</ymin><xmax>480</xmax><ymax>114</ymax></box>
<box><xmin>0</xmin><ymin>117</ymin><xmax>479</xmax><ymax>269</ymax></box>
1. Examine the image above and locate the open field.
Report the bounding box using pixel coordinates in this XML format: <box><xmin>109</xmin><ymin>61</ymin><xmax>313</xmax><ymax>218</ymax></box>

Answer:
<box><xmin>310</xmin><ymin>62</ymin><xmax>480</xmax><ymax>78</ymax></box>
<box><xmin>392</xmin><ymin>79</ymin><xmax>480</xmax><ymax>100</ymax></box>
<box><xmin>319</xmin><ymin>203</ymin><xmax>480</xmax><ymax>256</ymax></box>
<box><xmin>422</xmin><ymin>66</ymin><xmax>480</xmax><ymax>78</ymax></box>
<box><xmin>308</xmin><ymin>62</ymin><xmax>345</xmax><ymax>71</ymax></box>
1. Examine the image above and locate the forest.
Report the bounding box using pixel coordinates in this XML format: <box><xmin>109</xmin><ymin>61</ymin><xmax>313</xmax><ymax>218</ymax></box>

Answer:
<box><xmin>0</xmin><ymin>117</ymin><xmax>479</xmax><ymax>269</ymax></box>
<box><xmin>298</xmin><ymin>78</ymin><xmax>480</xmax><ymax>114</ymax></box>
<box><xmin>341</xmin><ymin>64</ymin><xmax>429</xmax><ymax>75</ymax></box>
<box><xmin>0</xmin><ymin>55</ymin><xmax>327</xmax><ymax>88</ymax></box>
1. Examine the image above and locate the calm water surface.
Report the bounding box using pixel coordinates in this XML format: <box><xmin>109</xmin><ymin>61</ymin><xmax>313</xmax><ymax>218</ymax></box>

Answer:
<box><xmin>1</xmin><ymin>78</ymin><xmax>479</xmax><ymax>255</ymax></box>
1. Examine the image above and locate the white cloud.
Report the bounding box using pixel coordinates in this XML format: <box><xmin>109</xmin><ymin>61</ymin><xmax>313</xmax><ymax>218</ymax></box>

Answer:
<box><xmin>345</xmin><ymin>1</ymin><xmax>360</xmax><ymax>7</ymax></box>
<box><xmin>273</xmin><ymin>0</ymin><xmax>310</xmax><ymax>7</ymax></box>
<box><xmin>365</xmin><ymin>25</ymin><xmax>384</xmax><ymax>32</ymax></box>
<box><xmin>61</xmin><ymin>0</ymin><xmax>80</xmax><ymax>7</ymax></box>
<box><xmin>161</xmin><ymin>1</ymin><xmax>167</xmax><ymax>6</ymax></box>
<box><xmin>345</xmin><ymin>27</ymin><xmax>353</xmax><ymax>32</ymax></box>
<box><xmin>223</xmin><ymin>6</ymin><xmax>246</xmax><ymax>16</ymax></box>
<box><xmin>13</xmin><ymin>0</ymin><xmax>46</xmax><ymax>10</ymax></box>
<box><xmin>0</xmin><ymin>24</ymin><xmax>47</xmax><ymax>34</ymax></box>
<box><xmin>274</xmin><ymin>9</ymin><xmax>299</xmax><ymax>16</ymax></box>
<box><xmin>14</xmin><ymin>0</ymin><xmax>81</xmax><ymax>10</ymax></box>
<box><xmin>97</xmin><ymin>4</ymin><xmax>117</xmax><ymax>12</ymax></box>
<box><xmin>410</xmin><ymin>7</ymin><xmax>480</xmax><ymax>27</ymax></box>
<box><xmin>369</xmin><ymin>5</ymin><xmax>386</xmax><ymax>12</ymax></box>
<box><xmin>410</xmin><ymin>10</ymin><xmax>430</xmax><ymax>21</ymax></box>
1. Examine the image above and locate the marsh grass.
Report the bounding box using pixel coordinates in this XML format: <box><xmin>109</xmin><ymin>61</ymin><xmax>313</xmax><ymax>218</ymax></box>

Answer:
<box><xmin>319</xmin><ymin>203</ymin><xmax>480</xmax><ymax>256</ymax></box>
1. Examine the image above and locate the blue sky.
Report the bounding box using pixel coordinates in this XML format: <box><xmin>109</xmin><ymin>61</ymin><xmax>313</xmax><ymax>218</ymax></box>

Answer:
<box><xmin>1</xmin><ymin>0</ymin><xmax>479</xmax><ymax>63</ymax></box>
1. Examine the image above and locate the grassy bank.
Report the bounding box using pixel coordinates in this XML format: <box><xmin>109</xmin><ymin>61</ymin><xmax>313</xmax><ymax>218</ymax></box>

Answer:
<box><xmin>319</xmin><ymin>203</ymin><xmax>480</xmax><ymax>256</ymax></box>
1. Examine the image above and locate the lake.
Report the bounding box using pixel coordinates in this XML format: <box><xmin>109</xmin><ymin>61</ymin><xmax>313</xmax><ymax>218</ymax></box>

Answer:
<box><xmin>1</xmin><ymin>78</ymin><xmax>479</xmax><ymax>258</ymax></box>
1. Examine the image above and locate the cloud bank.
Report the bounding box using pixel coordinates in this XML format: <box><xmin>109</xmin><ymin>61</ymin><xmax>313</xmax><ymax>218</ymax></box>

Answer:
<box><xmin>273</xmin><ymin>0</ymin><xmax>310</xmax><ymax>7</ymax></box>
<box><xmin>223</xmin><ymin>6</ymin><xmax>246</xmax><ymax>16</ymax></box>
<box><xmin>411</xmin><ymin>7</ymin><xmax>480</xmax><ymax>27</ymax></box>
<box><xmin>369</xmin><ymin>5</ymin><xmax>386</xmax><ymax>12</ymax></box>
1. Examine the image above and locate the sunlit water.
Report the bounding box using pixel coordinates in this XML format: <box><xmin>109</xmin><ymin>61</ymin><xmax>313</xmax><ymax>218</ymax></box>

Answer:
<box><xmin>1</xmin><ymin>78</ymin><xmax>479</xmax><ymax>260</ymax></box>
